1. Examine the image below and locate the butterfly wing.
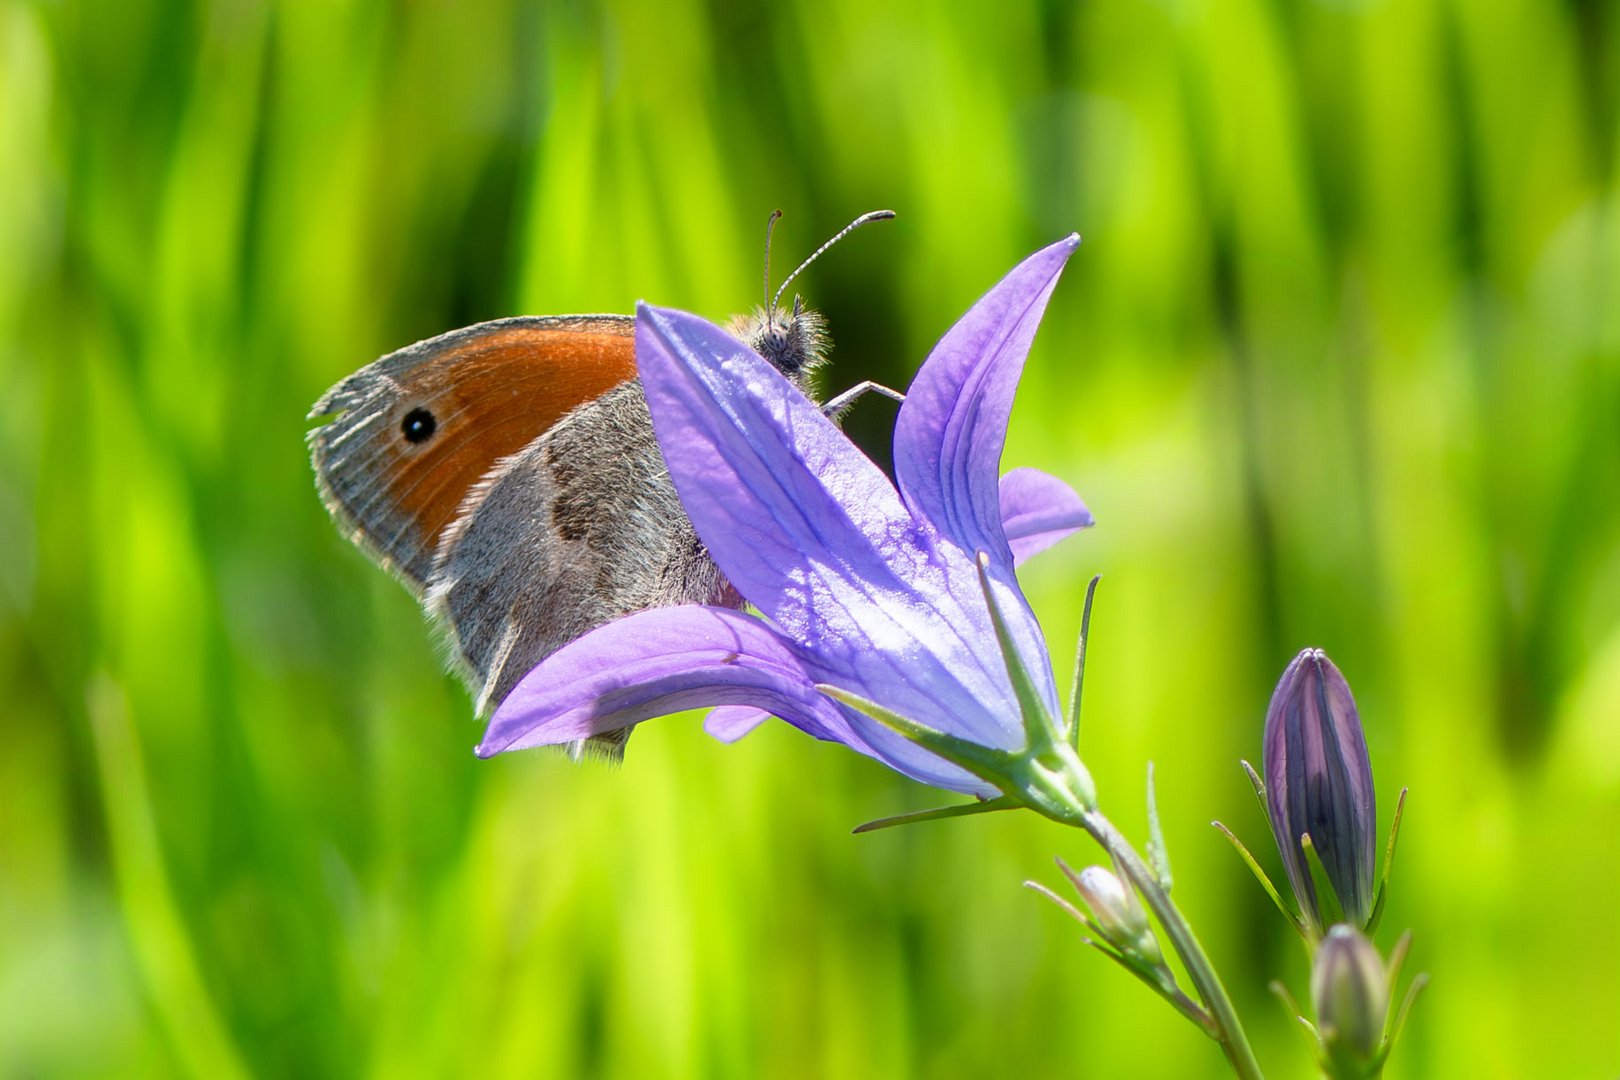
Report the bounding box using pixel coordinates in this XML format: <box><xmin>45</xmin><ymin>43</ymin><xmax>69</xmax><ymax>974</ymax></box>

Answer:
<box><xmin>426</xmin><ymin>379</ymin><xmax>736</xmax><ymax>732</ymax></box>
<box><xmin>307</xmin><ymin>316</ymin><xmax>638</xmax><ymax>591</ymax></box>
<box><xmin>308</xmin><ymin>307</ymin><xmax>828</xmax><ymax>758</ymax></box>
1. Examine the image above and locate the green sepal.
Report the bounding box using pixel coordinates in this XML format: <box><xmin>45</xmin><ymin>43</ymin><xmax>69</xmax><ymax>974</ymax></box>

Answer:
<box><xmin>1215</xmin><ymin>821</ymin><xmax>1305</xmax><ymax>936</ymax></box>
<box><xmin>1026</xmin><ymin>878</ymin><xmax>1113</xmax><ymax>944</ymax></box>
<box><xmin>1145</xmin><ymin>762</ymin><xmax>1173</xmax><ymax>891</ymax></box>
<box><xmin>1065</xmin><ymin>574</ymin><xmax>1101</xmax><ymax>750</ymax></box>
<box><xmin>970</xmin><ymin>552</ymin><xmax>1097</xmax><ymax>817</ymax></box>
<box><xmin>1384</xmin><ymin>930</ymin><xmax>1412</xmax><ymax>995</ymax></box>
<box><xmin>853</xmin><ymin>795</ymin><xmax>1020</xmax><ymax>833</ymax></box>
<box><xmin>1300</xmin><ymin>832</ymin><xmax>1344</xmax><ymax>937</ymax></box>
<box><xmin>1380</xmin><ymin>928</ymin><xmax>1428</xmax><ymax>1059</ymax></box>
<box><xmin>1386</xmin><ymin>970</ymin><xmax>1429</xmax><ymax>1055</ymax></box>
<box><xmin>1240</xmin><ymin>759</ymin><xmax>1267</xmax><ymax>814</ymax></box>
<box><xmin>1032</xmin><ymin>872</ymin><xmax>1128</xmax><ymax>967</ymax></box>
<box><xmin>816</xmin><ymin>684</ymin><xmax>1018</xmax><ymax>788</ymax></box>
<box><xmin>974</xmin><ymin>552</ymin><xmax>1063</xmax><ymax>747</ymax></box>
<box><xmin>1269</xmin><ymin>980</ymin><xmax>1322</xmax><ymax>1060</ymax></box>
<box><xmin>1366</xmin><ymin>787</ymin><xmax>1408</xmax><ymax>934</ymax></box>
<box><xmin>1269</xmin><ymin>978</ymin><xmax>1304</xmax><ymax>1022</ymax></box>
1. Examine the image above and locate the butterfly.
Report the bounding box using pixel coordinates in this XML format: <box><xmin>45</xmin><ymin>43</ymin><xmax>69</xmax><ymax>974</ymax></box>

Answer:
<box><xmin>307</xmin><ymin>211</ymin><xmax>895</xmax><ymax>758</ymax></box>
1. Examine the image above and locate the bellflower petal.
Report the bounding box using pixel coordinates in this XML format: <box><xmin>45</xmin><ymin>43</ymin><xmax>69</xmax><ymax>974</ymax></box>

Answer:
<box><xmin>999</xmin><ymin>467</ymin><xmax>1094</xmax><ymax>565</ymax></box>
<box><xmin>477</xmin><ymin>606</ymin><xmax>858</xmax><ymax>755</ymax></box>
<box><xmin>634</xmin><ymin>303</ymin><xmax>912</xmax><ymax>631</ymax></box>
<box><xmin>893</xmin><ymin>235</ymin><xmax>1081</xmax><ymax>570</ymax></box>
<box><xmin>638</xmin><ymin>304</ymin><xmax>1051</xmax><ymax>769</ymax></box>
<box><xmin>703</xmin><ymin>706</ymin><xmax>771</xmax><ymax>743</ymax></box>
<box><xmin>700</xmin><ymin>699</ymin><xmax>1003</xmax><ymax>795</ymax></box>
<box><xmin>707</xmin><ymin>467</ymin><xmax>1091</xmax><ymax>742</ymax></box>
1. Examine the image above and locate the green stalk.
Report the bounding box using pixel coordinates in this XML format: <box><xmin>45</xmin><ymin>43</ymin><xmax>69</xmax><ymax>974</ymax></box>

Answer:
<box><xmin>1082</xmin><ymin>809</ymin><xmax>1265</xmax><ymax>1080</ymax></box>
<box><xmin>1014</xmin><ymin>762</ymin><xmax>1263</xmax><ymax>1078</ymax></box>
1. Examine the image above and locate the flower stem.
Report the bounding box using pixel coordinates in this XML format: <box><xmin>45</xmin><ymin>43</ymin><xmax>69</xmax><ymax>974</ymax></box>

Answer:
<box><xmin>1082</xmin><ymin>810</ymin><xmax>1266</xmax><ymax>1080</ymax></box>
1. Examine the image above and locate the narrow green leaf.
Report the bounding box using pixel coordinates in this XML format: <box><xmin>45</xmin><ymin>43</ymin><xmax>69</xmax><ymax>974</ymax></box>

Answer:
<box><xmin>816</xmin><ymin>683</ymin><xmax>1016</xmax><ymax>786</ymax></box>
<box><xmin>974</xmin><ymin>552</ymin><xmax>1060</xmax><ymax>745</ymax></box>
<box><xmin>1240</xmin><ymin>759</ymin><xmax>1267</xmax><ymax>812</ymax></box>
<box><xmin>1368</xmin><ymin>788</ymin><xmax>1409</xmax><ymax>934</ymax></box>
<box><xmin>1270</xmin><ymin>980</ymin><xmax>1321</xmax><ymax>1060</ymax></box>
<box><xmin>1145</xmin><ymin>761</ymin><xmax>1173</xmax><ymax>891</ymax></box>
<box><xmin>1215</xmin><ymin>821</ymin><xmax>1304</xmax><ymax>936</ymax></box>
<box><xmin>1268</xmin><ymin>979</ymin><xmax>1304</xmax><ymax>1020</ymax></box>
<box><xmin>1300</xmin><ymin>832</ymin><xmax>1343</xmax><ymax>934</ymax></box>
<box><xmin>1066</xmin><ymin>574</ymin><xmax>1101</xmax><ymax>749</ymax></box>
<box><xmin>1366</xmin><ymin>883</ymin><xmax>1389</xmax><ymax>936</ymax></box>
<box><xmin>853</xmin><ymin>795</ymin><xmax>1020</xmax><ymax>833</ymax></box>
<box><xmin>1384</xmin><ymin>930</ymin><xmax>1413</xmax><ymax>1003</ymax></box>
<box><xmin>1386</xmin><ymin>972</ymin><xmax>1430</xmax><ymax>1050</ymax></box>
<box><xmin>1054</xmin><ymin>854</ymin><xmax>1085</xmax><ymax>886</ymax></box>
<box><xmin>1025</xmin><ymin>880</ymin><xmax>1111</xmax><ymax>942</ymax></box>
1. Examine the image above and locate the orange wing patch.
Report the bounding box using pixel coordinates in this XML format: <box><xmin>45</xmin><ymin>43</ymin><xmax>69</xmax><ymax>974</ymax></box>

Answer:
<box><xmin>309</xmin><ymin>316</ymin><xmax>638</xmax><ymax>588</ymax></box>
<box><xmin>388</xmin><ymin>323</ymin><xmax>638</xmax><ymax>552</ymax></box>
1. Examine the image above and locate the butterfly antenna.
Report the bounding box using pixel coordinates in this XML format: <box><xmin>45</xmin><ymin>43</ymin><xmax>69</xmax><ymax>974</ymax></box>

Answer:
<box><xmin>762</xmin><ymin>209</ymin><xmax>784</xmax><ymax>333</ymax></box>
<box><xmin>771</xmin><ymin>209</ymin><xmax>897</xmax><ymax>311</ymax></box>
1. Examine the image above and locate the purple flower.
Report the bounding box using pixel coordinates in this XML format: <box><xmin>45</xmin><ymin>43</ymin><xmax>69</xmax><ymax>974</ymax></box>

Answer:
<box><xmin>477</xmin><ymin>237</ymin><xmax>1092</xmax><ymax>801</ymax></box>
<box><xmin>1263</xmin><ymin>649</ymin><xmax>1377</xmax><ymax>931</ymax></box>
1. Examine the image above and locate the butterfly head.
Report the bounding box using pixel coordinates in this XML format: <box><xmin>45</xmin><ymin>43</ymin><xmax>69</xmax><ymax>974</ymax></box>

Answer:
<box><xmin>737</xmin><ymin>209</ymin><xmax>893</xmax><ymax>381</ymax></box>
<box><xmin>731</xmin><ymin>299</ymin><xmax>829</xmax><ymax>378</ymax></box>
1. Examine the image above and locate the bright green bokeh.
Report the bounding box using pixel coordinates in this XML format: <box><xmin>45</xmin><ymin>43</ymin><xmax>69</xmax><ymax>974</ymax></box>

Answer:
<box><xmin>2</xmin><ymin>1</ymin><xmax>1617</xmax><ymax>1077</ymax></box>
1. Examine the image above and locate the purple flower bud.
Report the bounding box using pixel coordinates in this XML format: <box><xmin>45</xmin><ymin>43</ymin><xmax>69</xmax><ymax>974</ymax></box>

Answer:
<box><xmin>1263</xmin><ymin>648</ymin><xmax>1376</xmax><ymax>931</ymax></box>
<box><xmin>1311</xmin><ymin>924</ymin><xmax>1389</xmax><ymax>1072</ymax></box>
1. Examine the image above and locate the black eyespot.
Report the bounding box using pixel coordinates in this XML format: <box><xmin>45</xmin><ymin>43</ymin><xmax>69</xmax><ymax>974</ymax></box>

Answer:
<box><xmin>401</xmin><ymin>407</ymin><xmax>437</xmax><ymax>444</ymax></box>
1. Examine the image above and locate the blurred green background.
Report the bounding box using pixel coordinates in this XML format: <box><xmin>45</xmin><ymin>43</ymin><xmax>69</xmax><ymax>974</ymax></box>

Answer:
<box><xmin>2</xmin><ymin>0</ymin><xmax>1617</xmax><ymax>1076</ymax></box>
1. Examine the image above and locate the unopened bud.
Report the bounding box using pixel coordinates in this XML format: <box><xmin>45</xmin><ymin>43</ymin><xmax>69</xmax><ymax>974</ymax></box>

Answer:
<box><xmin>1311</xmin><ymin>924</ymin><xmax>1389</xmax><ymax>1076</ymax></box>
<box><xmin>1074</xmin><ymin>865</ymin><xmax>1162</xmax><ymax>965</ymax></box>
<box><xmin>1263</xmin><ymin>648</ymin><xmax>1377</xmax><ymax>931</ymax></box>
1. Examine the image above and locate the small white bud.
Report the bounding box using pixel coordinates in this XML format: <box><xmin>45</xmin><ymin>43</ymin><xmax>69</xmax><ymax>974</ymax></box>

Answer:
<box><xmin>1074</xmin><ymin>865</ymin><xmax>1162</xmax><ymax>966</ymax></box>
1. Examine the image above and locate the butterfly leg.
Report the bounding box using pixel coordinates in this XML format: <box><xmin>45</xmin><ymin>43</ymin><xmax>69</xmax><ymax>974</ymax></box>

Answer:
<box><xmin>821</xmin><ymin>380</ymin><xmax>905</xmax><ymax>420</ymax></box>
